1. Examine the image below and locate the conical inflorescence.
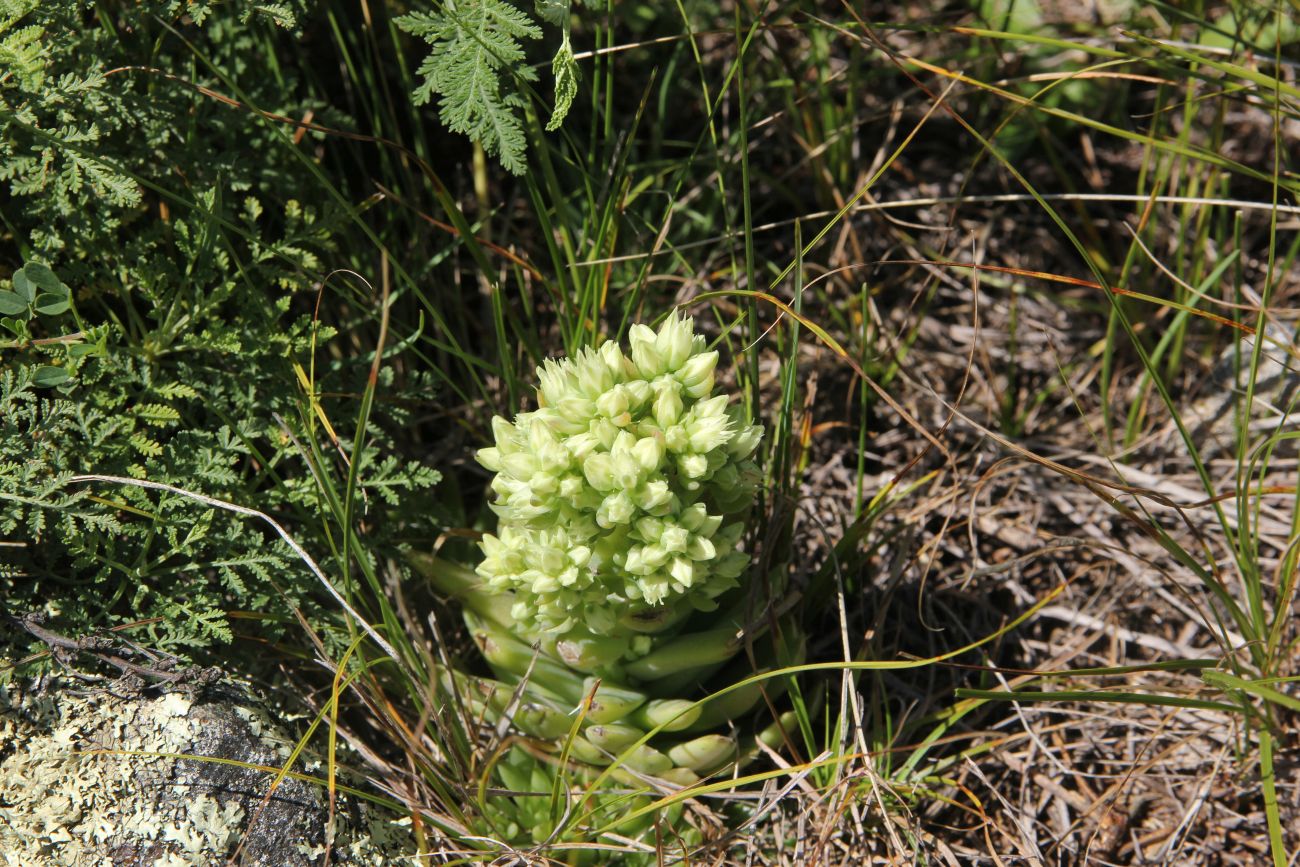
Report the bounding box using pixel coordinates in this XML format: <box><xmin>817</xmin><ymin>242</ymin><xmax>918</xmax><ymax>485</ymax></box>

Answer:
<box><xmin>475</xmin><ymin>311</ymin><xmax>764</xmax><ymax>655</ymax></box>
<box><xmin>415</xmin><ymin>312</ymin><xmax>802</xmax><ymax>814</ymax></box>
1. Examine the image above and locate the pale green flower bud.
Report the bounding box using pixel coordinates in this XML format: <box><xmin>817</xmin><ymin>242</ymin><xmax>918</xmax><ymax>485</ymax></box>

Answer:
<box><xmin>678</xmin><ymin>350</ymin><xmax>718</xmax><ymax>399</ymax></box>
<box><xmin>693</xmin><ymin>394</ymin><xmax>729</xmax><ymax>419</ymax></box>
<box><xmin>490</xmin><ymin>475</ymin><xmax>522</xmax><ymax>501</ymax></box>
<box><xmin>631</xmin><ymin>436</ymin><xmax>664</xmax><ymax>472</ymax></box>
<box><xmin>628</xmin><ymin>323</ymin><xmax>655</xmax><ymax>349</ymax></box>
<box><xmin>529</xmin><ymin>471</ymin><xmax>557</xmax><ymax>495</ymax></box>
<box><xmin>490</xmin><ymin>414</ymin><xmax>516</xmax><ymax>440</ymax></box>
<box><xmin>624</xmin><ymin>547</ymin><xmax>647</xmax><ymax>575</ymax></box>
<box><xmin>558</xmin><ymin>475</ymin><xmax>584</xmax><ymax>500</ymax></box>
<box><xmin>664</xmin><ymin>424</ymin><xmax>689</xmax><ymax>452</ymax></box>
<box><xmin>629</xmin><ymin>324</ymin><xmax>665</xmax><ymax>377</ymax></box>
<box><xmin>565</xmin><ymin>432</ymin><xmax>599</xmax><ymax>462</ymax></box>
<box><xmin>678</xmin><ymin>453</ymin><xmax>709</xmax><ymax>479</ymax></box>
<box><xmin>726</xmin><ymin>405</ymin><xmax>764</xmax><ymax>458</ymax></box>
<box><xmin>592</xmin><ymin>417</ymin><xmax>619</xmax><ymax>449</ymax></box>
<box><xmin>634</xmin><ymin>516</ymin><xmax>664</xmax><ymax>542</ymax></box>
<box><xmin>653</xmin><ymin>386</ymin><xmax>683</xmax><ymax>428</ymax></box>
<box><xmin>595</xmin><ymin>386</ymin><xmax>630</xmax><ymax>420</ymax></box>
<box><xmin>612</xmin><ymin>452</ymin><xmax>641</xmax><ymax>491</ymax></box>
<box><xmin>611</xmin><ymin>429</ymin><xmax>637</xmax><ymax>451</ymax></box>
<box><xmin>558</xmin><ymin>396</ymin><xmax>596</xmax><ymax>424</ymax></box>
<box><xmin>655</xmin><ymin>312</ymin><xmax>695</xmax><ymax>371</ymax></box>
<box><xmin>476</xmin><ymin>446</ymin><xmax>502</xmax><ymax>472</ymax></box>
<box><xmin>529</xmin><ymin>546</ymin><xmax>566</xmax><ymax>576</ymax></box>
<box><xmin>530</xmin><ymin>570</ymin><xmax>558</xmax><ymax>594</ymax></box>
<box><xmin>641</xmin><ymin>544</ymin><xmax>669</xmax><ymax>570</ymax></box>
<box><xmin>687</xmin><ymin>414</ymin><xmax>730</xmax><ymax>453</ymax></box>
<box><xmin>634</xmin><ymin>479</ymin><xmax>672</xmax><ymax>513</ymax></box>
<box><xmin>732</xmin><ymin>426</ymin><xmax>763</xmax><ymax>458</ymax></box>
<box><xmin>480</xmin><ymin>532</ymin><xmax>522</xmax><ymax>574</ymax></box>
<box><xmin>536</xmin><ymin>359</ymin><xmax>569</xmax><ymax>407</ymax></box>
<box><xmin>576</xmin><ymin>349</ymin><xmax>614</xmax><ymax>397</ymax></box>
<box><xmin>527</xmin><ymin>416</ymin><xmax>558</xmax><ymax>448</ymax></box>
<box><xmin>686</xmin><ymin>535</ymin><xmax>715</xmax><ymax>561</ymax></box>
<box><xmin>598</xmin><ymin>341</ymin><xmax>628</xmax><ymax>378</ymax></box>
<box><xmin>660</xmin><ymin>526</ymin><xmax>689</xmax><ymax>554</ymax></box>
<box><xmin>597</xmin><ymin>491</ymin><xmax>635</xmax><ymax>527</ymax></box>
<box><xmin>623</xmin><ymin>379</ymin><xmax>652</xmax><ymax>408</ymax></box>
<box><xmin>669</xmin><ymin>557</ymin><xmax>695</xmax><ymax>589</ymax></box>
<box><xmin>501</xmin><ymin>451</ymin><xmax>538</xmax><ymax>480</ymax></box>
<box><xmin>536</xmin><ymin>407</ymin><xmax>585</xmax><ymax>437</ymax></box>
<box><xmin>583</xmin><ymin>453</ymin><xmax>616</xmax><ymax>492</ymax></box>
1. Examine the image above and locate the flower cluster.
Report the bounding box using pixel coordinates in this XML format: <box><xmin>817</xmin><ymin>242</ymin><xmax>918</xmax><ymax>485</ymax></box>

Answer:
<box><xmin>476</xmin><ymin>313</ymin><xmax>763</xmax><ymax>640</ymax></box>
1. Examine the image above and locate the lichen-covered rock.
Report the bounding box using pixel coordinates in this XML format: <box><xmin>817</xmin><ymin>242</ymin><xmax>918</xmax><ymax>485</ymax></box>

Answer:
<box><xmin>0</xmin><ymin>678</ymin><xmax>414</xmax><ymax>866</ymax></box>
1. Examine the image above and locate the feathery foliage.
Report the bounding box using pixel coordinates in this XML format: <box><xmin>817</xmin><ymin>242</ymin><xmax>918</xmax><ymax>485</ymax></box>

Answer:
<box><xmin>0</xmin><ymin>2</ymin><xmax>440</xmax><ymax>661</ymax></box>
<box><xmin>398</xmin><ymin>0</ymin><xmax>581</xmax><ymax>174</ymax></box>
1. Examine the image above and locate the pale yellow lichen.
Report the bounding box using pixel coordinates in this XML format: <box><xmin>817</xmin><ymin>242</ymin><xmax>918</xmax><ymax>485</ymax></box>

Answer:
<box><xmin>0</xmin><ymin>680</ymin><xmax>415</xmax><ymax>866</ymax></box>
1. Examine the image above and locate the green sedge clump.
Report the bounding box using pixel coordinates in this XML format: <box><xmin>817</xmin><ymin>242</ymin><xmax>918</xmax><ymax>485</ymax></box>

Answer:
<box><xmin>476</xmin><ymin>313</ymin><xmax>763</xmax><ymax>643</ymax></box>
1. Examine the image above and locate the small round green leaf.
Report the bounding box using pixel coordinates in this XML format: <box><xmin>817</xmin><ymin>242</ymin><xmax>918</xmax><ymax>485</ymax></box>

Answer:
<box><xmin>32</xmin><ymin>365</ymin><xmax>71</xmax><ymax>387</ymax></box>
<box><xmin>0</xmin><ymin>290</ymin><xmax>28</xmax><ymax>315</ymax></box>
<box><xmin>12</xmin><ymin>271</ymin><xmax>35</xmax><ymax>303</ymax></box>
<box><xmin>23</xmin><ymin>262</ymin><xmax>61</xmax><ymax>293</ymax></box>
<box><xmin>34</xmin><ymin>294</ymin><xmax>70</xmax><ymax>316</ymax></box>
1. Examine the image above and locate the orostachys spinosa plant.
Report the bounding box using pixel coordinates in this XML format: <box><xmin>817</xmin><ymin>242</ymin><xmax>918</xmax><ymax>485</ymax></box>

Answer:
<box><xmin>475</xmin><ymin>311</ymin><xmax>764</xmax><ymax>651</ymax></box>
<box><xmin>412</xmin><ymin>312</ymin><xmax>803</xmax><ymax>852</ymax></box>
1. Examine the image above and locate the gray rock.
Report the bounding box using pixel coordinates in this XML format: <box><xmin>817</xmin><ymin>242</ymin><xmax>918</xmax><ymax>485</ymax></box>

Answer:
<box><xmin>0</xmin><ymin>678</ymin><xmax>414</xmax><ymax>866</ymax></box>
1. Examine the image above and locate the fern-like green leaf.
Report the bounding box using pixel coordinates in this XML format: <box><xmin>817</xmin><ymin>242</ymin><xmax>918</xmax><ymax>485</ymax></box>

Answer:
<box><xmin>1</xmin><ymin>1</ymin><xmax>442</xmax><ymax>669</ymax></box>
<box><xmin>153</xmin><ymin>383</ymin><xmax>200</xmax><ymax>401</ymax></box>
<box><xmin>129</xmin><ymin>432</ymin><xmax>163</xmax><ymax>457</ymax></box>
<box><xmin>534</xmin><ymin>0</ymin><xmax>569</xmax><ymax>25</ymax></box>
<box><xmin>0</xmin><ymin>1</ymin><xmax>44</xmax><ymax>90</ymax></box>
<box><xmin>133</xmin><ymin>402</ymin><xmax>182</xmax><ymax>426</ymax></box>
<box><xmin>398</xmin><ymin>1</ymin><xmax>541</xmax><ymax>175</ymax></box>
<box><xmin>546</xmin><ymin>33</ymin><xmax>578</xmax><ymax>132</ymax></box>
